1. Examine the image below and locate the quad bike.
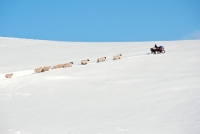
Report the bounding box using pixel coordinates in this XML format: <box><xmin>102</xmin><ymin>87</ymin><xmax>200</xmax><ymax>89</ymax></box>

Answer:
<box><xmin>150</xmin><ymin>46</ymin><xmax>165</xmax><ymax>54</ymax></box>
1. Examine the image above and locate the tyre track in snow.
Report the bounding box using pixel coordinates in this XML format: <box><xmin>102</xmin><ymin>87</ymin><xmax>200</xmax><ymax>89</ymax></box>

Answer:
<box><xmin>72</xmin><ymin>53</ymin><xmax>151</xmax><ymax>66</ymax></box>
<box><xmin>0</xmin><ymin>53</ymin><xmax>152</xmax><ymax>80</ymax></box>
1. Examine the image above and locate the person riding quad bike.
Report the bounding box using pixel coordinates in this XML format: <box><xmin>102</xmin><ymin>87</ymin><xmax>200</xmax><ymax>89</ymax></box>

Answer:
<box><xmin>150</xmin><ymin>44</ymin><xmax>165</xmax><ymax>54</ymax></box>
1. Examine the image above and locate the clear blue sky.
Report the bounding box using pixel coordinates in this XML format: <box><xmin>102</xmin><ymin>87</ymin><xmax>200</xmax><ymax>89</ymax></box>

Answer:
<box><xmin>0</xmin><ymin>0</ymin><xmax>200</xmax><ymax>42</ymax></box>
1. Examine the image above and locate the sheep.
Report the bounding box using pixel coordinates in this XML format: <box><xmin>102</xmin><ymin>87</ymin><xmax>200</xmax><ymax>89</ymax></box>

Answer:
<box><xmin>63</xmin><ymin>62</ymin><xmax>73</xmax><ymax>68</ymax></box>
<box><xmin>97</xmin><ymin>57</ymin><xmax>106</xmax><ymax>62</ymax></box>
<box><xmin>42</xmin><ymin>66</ymin><xmax>51</xmax><ymax>72</ymax></box>
<box><xmin>53</xmin><ymin>64</ymin><xmax>62</xmax><ymax>69</ymax></box>
<box><xmin>34</xmin><ymin>67</ymin><xmax>43</xmax><ymax>73</ymax></box>
<box><xmin>81</xmin><ymin>59</ymin><xmax>90</xmax><ymax>65</ymax></box>
<box><xmin>59</xmin><ymin>64</ymin><xmax>65</xmax><ymax>68</ymax></box>
<box><xmin>113</xmin><ymin>54</ymin><xmax>122</xmax><ymax>60</ymax></box>
<box><xmin>5</xmin><ymin>73</ymin><xmax>13</xmax><ymax>78</ymax></box>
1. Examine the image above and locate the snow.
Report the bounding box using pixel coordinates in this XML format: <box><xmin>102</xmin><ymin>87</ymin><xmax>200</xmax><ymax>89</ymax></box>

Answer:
<box><xmin>0</xmin><ymin>37</ymin><xmax>200</xmax><ymax>134</ymax></box>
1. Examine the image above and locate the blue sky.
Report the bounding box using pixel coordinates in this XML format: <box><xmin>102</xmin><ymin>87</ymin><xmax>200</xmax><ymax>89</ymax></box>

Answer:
<box><xmin>0</xmin><ymin>0</ymin><xmax>200</xmax><ymax>42</ymax></box>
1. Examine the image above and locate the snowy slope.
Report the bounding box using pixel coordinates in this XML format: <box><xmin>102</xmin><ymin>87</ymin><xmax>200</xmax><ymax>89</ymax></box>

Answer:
<box><xmin>0</xmin><ymin>37</ymin><xmax>200</xmax><ymax>134</ymax></box>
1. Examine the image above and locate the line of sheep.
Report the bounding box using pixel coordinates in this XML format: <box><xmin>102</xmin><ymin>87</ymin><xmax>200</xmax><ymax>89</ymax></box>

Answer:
<box><xmin>5</xmin><ymin>54</ymin><xmax>122</xmax><ymax>78</ymax></box>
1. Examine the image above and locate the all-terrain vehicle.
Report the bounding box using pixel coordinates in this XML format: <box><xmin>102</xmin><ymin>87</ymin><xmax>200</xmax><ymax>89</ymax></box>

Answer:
<box><xmin>150</xmin><ymin>46</ymin><xmax>165</xmax><ymax>54</ymax></box>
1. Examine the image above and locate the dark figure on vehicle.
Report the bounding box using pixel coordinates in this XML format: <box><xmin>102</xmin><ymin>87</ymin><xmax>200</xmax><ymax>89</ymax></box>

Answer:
<box><xmin>150</xmin><ymin>44</ymin><xmax>165</xmax><ymax>54</ymax></box>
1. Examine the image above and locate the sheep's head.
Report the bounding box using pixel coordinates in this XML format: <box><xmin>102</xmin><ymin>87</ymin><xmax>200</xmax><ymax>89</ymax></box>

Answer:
<box><xmin>120</xmin><ymin>54</ymin><xmax>122</xmax><ymax>56</ymax></box>
<box><xmin>71</xmin><ymin>62</ymin><xmax>74</xmax><ymax>64</ymax></box>
<box><xmin>87</xmin><ymin>59</ymin><xmax>90</xmax><ymax>61</ymax></box>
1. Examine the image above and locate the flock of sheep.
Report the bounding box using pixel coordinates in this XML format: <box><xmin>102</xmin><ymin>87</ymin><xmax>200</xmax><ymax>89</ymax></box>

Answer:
<box><xmin>5</xmin><ymin>54</ymin><xmax>122</xmax><ymax>79</ymax></box>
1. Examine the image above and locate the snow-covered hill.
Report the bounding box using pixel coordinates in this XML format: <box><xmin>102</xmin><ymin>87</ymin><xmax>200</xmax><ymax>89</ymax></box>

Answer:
<box><xmin>0</xmin><ymin>37</ymin><xmax>200</xmax><ymax>134</ymax></box>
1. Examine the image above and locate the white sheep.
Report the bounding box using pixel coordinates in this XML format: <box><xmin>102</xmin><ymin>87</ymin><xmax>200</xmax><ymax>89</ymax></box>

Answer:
<box><xmin>43</xmin><ymin>66</ymin><xmax>51</xmax><ymax>71</ymax></box>
<box><xmin>63</xmin><ymin>62</ymin><xmax>73</xmax><ymax>68</ymax></box>
<box><xmin>53</xmin><ymin>64</ymin><xmax>62</xmax><ymax>69</ymax></box>
<box><xmin>34</xmin><ymin>67</ymin><xmax>43</xmax><ymax>73</ymax></box>
<box><xmin>97</xmin><ymin>57</ymin><xmax>106</xmax><ymax>62</ymax></box>
<box><xmin>81</xmin><ymin>59</ymin><xmax>90</xmax><ymax>65</ymax></box>
<box><xmin>113</xmin><ymin>54</ymin><xmax>122</xmax><ymax>60</ymax></box>
<box><xmin>5</xmin><ymin>73</ymin><xmax>13</xmax><ymax>78</ymax></box>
